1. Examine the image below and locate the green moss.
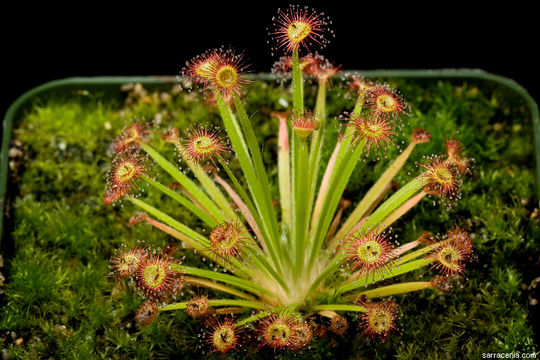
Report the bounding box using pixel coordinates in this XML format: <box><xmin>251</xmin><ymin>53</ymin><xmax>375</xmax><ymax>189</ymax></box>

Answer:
<box><xmin>0</xmin><ymin>77</ymin><xmax>538</xmax><ymax>359</ymax></box>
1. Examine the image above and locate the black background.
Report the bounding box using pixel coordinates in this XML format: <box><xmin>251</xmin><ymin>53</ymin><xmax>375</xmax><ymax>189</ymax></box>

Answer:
<box><xmin>2</xmin><ymin>3</ymin><xmax>538</xmax><ymax>120</ymax></box>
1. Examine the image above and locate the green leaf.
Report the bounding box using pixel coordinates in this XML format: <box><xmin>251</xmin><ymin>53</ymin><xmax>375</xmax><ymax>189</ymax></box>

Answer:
<box><xmin>139</xmin><ymin>142</ymin><xmax>225</xmax><ymax>221</ymax></box>
<box><xmin>178</xmin><ymin>148</ymin><xmax>237</xmax><ymax>220</ymax></box>
<box><xmin>336</xmin><ymin>257</ymin><xmax>434</xmax><ymax>296</ymax></box>
<box><xmin>176</xmin><ymin>265</ymin><xmax>276</xmax><ymax>296</ymax></box>
<box><xmin>129</xmin><ymin>197</ymin><xmax>206</xmax><ymax>246</ymax></box>
<box><xmin>312</xmin><ymin>304</ymin><xmax>367</xmax><ymax>312</ymax></box>
<box><xmin>291</xmin><ymin>47</ymin><xmax>304</xmax><ymax>114</ymax></box>
<box><xmin>160</xmin><ymin>299</ymin><xmax>266</xmax><ymax>312</ymax></box>
<box><xmin>215</xmin><ymin>91</ymin><xmax>283</xmax><ymax>274</ymax></box>
<box><xmin>334</xmin><ymin>142</ymin><xmax>418</xmax><ymax>245</ymax></box>
<box><xmin>143</xmin><ymin>175</ymin><xmax>217</xmax><ymax>227</ymax></box>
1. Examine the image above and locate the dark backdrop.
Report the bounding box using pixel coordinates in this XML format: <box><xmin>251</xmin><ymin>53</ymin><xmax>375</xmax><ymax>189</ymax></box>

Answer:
<box><xmin>2</xmin><ymin>3</ymin><xmax>538</xmax><ymax>120</ymax></box>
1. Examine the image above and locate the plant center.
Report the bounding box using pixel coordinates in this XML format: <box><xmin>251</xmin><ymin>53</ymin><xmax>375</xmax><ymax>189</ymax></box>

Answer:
<box><xmin>433</xmin><ymin>166</ymin><xmax>453</xmax><ymax>186</ymax></box>
<box><xmin>193</xmin><ymin>136</ymin><xmax>216</xmax><ymax>155</ymax></box>
<box><xmin>187</xmin><ymin>297</ymin><xmax>209</xmax><ymax>317</ymax></box>
<box><xmin>376</xmin><ymin>94</ymin><xmax>397</xmax><ymax>113</ymax></box>
<box><xmin>361</xmin><ymin>122</ymin><xmax>384</xmax><ymax>139</ymax></box>
<box><xmin>116</xmin><ymin>162</ymin><xmax>137</xmax><ymax>183</ymax></box>
<box><xmin>212</xmin><ymin>324</ymin><xmax>235</xmax><ymax>352</ymax></box>
<box><xmin>287</xmin><ymin>21</ymin><xmax>312</xmax><ymax>45</ymax></box>
<box><xmin>357</xmin><ymin>240</ymin><xmax>383</xmax><ymax>263</ymax></box>
<box><xmin>119</xmin><ymin>253</ymin><xmax>140</xmax><ymax>273</ymax></box>
<box><xmin>293</xmin><ymin>324</ymin><xmax>310</xmax><ymax>342</ymax></box>
<box><xmin>266</xmin><ymin>322</ymin><xmax>291</xmax><ymax>344</ymax></box>
<box><xmin>216</xmin><ymin>66</ymin><xmax>238</xmax><ymax>89</ymax></box>
<box><xmin>437</xmin><ymin>247</ymin><xmax>460</xmax><ymax>269</ymax></box>
<box><xmin>126</xmin><ymin>128</ymin><xmax>138</xmax><ymax>141</ymax></box>
<box><xmin>369</xmin><ymin>310</ymin><xmax>392</xmax><ymax>333</ymax></box>
<box><xmin>143</xmin><ymin>263</ymin><xmax>166</xmax><ymax>289</ymax></box>
<box><xmin>213</xmin><ymin>233</ymin><xmax>237</xmax><ymax>252</ymax></box>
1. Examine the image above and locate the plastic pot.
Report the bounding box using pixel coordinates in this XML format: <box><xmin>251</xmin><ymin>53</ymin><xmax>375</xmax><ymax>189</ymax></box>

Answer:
<box><xmin>1</xmin><ymin>69</ymin><xmax>539</xmax><ymax>245</ymax></box>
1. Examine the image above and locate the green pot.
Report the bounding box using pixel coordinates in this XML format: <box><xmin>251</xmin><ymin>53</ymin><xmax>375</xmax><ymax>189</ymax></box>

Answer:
<box><xmin>0</xmin><ymin>70</ymin><xmax>538</xmax><ymax>359</ymax></box>
<box><xmin>2</xmin><ymin>69</ymin><xmax>538</xmax><ymax>245</ymax></box>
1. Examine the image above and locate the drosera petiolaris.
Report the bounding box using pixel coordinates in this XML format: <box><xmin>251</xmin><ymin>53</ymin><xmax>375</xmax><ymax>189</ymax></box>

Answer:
<box><xmin>105</xmin><ymin>5</ymin><xmax>479</xmax><ymax>355</ymax></box>
<box><xmin>0</xmin><ymin>8</ymin><xmax>537</xmax><ymax>360</ymax></box>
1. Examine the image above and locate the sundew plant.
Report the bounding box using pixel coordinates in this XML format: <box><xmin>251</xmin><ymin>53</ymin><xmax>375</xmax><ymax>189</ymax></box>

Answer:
<box><xmin>105</xmin><ymin>5</ymin><xmax>473</xmax><ymax>354</ymax></box>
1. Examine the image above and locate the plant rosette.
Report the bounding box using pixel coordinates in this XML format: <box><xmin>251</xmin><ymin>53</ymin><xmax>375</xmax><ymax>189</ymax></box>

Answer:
<box><xmin>105</xmin><ymin>4</ymin><xmax>476</xmax><ymax>355</ymax></box>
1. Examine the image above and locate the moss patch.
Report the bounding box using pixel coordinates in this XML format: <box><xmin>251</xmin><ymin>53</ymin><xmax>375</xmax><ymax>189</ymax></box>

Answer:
<box><xmin>1</xmin><ymin>77</ymin><xmax>538</xmax><ymax>359</ymax></box>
